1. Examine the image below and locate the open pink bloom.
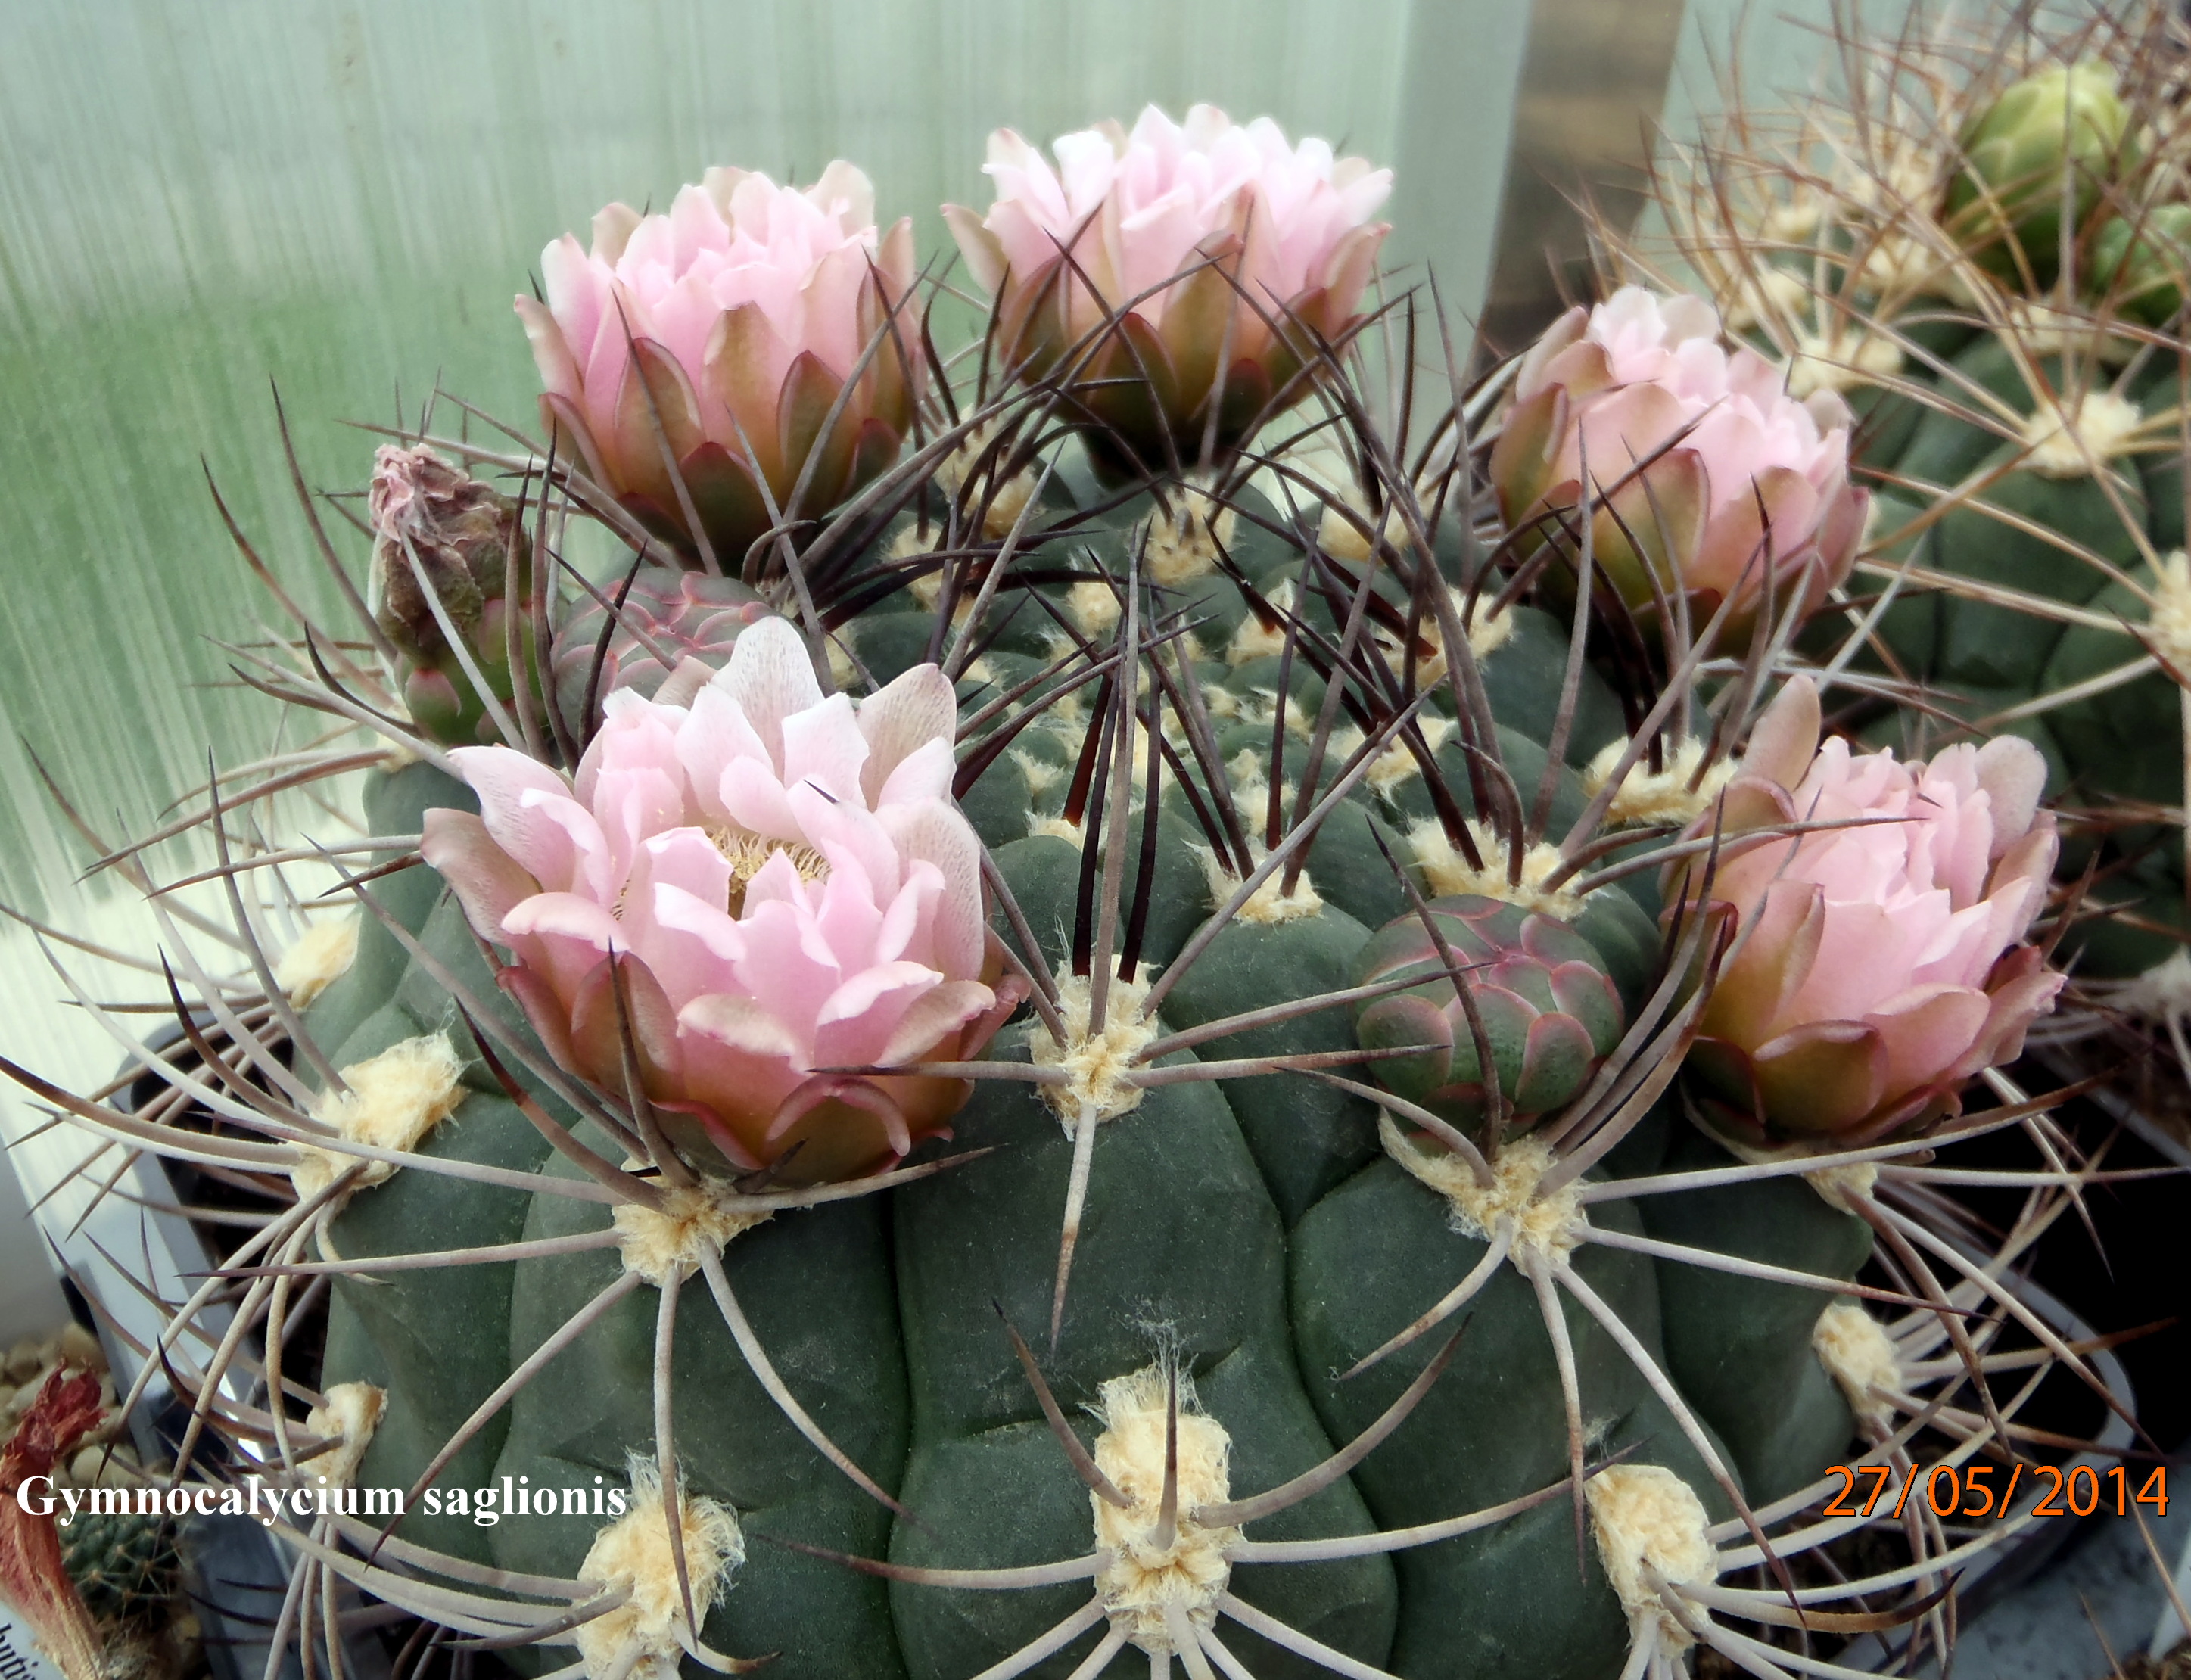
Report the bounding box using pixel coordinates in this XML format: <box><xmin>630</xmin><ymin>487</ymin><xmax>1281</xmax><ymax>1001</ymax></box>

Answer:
<box><xmin>1490</xmin><ymin>287</ymin><xmax>1867</xmax><ymax>627</ymax></box>
<box><xmin>517</xmin><ymin>163</ymin><xmax>918</xmax><ymax>571</ymax></box>
<box><xmin>420</xmin><ymin>616</ymin><xmax>1020</xmax><ymax>1181</ymax></box>
<box><xmin>945</xmin><ymin>104</ymin><xmax>1391</xmax><ymax>471</ymax></box>
<box><xmin>1670</xmin><ymin>678</ymin><xmax>2062</xmax><ymax>1146</ymax></box>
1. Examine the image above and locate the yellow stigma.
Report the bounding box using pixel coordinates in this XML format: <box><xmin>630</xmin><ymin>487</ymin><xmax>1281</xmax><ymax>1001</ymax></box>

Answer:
<box><xmin>2143</xmin><ymin>551</ymin><xmax>2191</xmax><ymax>676</ymax></box>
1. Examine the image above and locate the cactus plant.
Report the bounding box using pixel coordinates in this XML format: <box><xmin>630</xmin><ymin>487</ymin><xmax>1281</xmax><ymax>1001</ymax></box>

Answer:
<box><xmin>0</xmin><ymin>104</ymin><xmax>2128</xmax><ymax>1680</ymax></box>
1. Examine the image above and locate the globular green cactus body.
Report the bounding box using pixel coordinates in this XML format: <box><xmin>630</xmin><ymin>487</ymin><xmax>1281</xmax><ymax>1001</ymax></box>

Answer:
<box><xmin>495</xmin><ymin>1164</ymin><xmax>913</xmax><ymax>1676</ymax></box>
<box><xmin>298</xmin><ymin>455</ymin><xmax>1891</xmax><ymax>1680</ymax></box>
<box><xmin>1872</xmin><ymin>341</ymin><xmax>2148</xmax><ymax>684</ymax></box>
<box><xmin>890</xmin><ymin>1066</ymin><xmax>1396</xmax><ymax>1678</ymax></box>
<box><xmin>1637</xmin><ymin>1132</ymin><xmax>1875</xmax><ymax>1506</ymax></box>
<box><xmin>1288</xmin><ymin>1133</ymin><xmax>1733</xmax><ymax>1680</ymax></box>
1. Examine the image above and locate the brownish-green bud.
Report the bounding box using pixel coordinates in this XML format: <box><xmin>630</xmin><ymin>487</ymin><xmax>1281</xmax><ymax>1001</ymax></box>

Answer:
<box><xmin>1944</xmin><ymin>61</ymin><xmax>2134</xmax><ymax>287</ymax></box>
<box><xmin>369</xmin><ymin>443</ymin><xmax>540</xmax><ymax>745</ymax></box>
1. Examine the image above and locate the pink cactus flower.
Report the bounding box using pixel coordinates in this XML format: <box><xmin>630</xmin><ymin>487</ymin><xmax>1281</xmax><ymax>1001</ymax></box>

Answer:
<box><xmin>1671</xmin><ymin>677</ymin><xmax>2063</xmax><ymax>1146</ymax></box>
<box><xmin>1490</xmin><ymin>286</ymin><xmax>1868</xmax><ymax>630</ymax></box>
<box><xmin>517</xmin><ymin>163</ymin><xmax>919</xmax><ymax>571</ymax></box>
<box><xmin>420</xmin><ymin>616</ymin><xmax>1020</xmax><ymax>1182</ymax></box>
<box><xmin>945</xmin><ymin>104</ymin><xmax>1392</xmax><ymax>473</ymax></box>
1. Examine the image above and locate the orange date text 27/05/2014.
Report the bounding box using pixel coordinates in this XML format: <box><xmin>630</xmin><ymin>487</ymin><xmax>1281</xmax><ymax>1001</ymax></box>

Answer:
<box><xmin>1822</xmin><ymin>1462</ymin><xmax>2168</xmax><ymax>1522</ymax></box>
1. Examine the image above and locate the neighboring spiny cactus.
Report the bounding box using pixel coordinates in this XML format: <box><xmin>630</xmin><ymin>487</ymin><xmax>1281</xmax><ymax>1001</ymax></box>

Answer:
<box><xmin>1599</xmin><ymin>2</ymin><xmax>2191</xmax><ymax>1015</ymax></box>
<box><xmin>58</xmin><ymin>1510</ymin><xmax>182</xmax><ymax>1632</ymax></box>
<box><xmin>2</xmin><ymin>104</ymin><xmax>2121</xmax><ymax>1680</ymax></box>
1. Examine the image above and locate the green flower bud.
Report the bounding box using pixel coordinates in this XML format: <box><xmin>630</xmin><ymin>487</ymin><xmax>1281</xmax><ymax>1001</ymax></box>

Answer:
<box><xmin>2090</xmin><ymin>204</ymin><xmax>2191</xmax><ymax>325</ymax></box>
<box><xmin>549</xmin><ymin>564</ymin><xmax>770</xmax><ymax>744</ymax></box>
<box><xmin>1944</xmin><ymin>61</ymin><xmax>2134</xmax><ymax>286</ymax></box>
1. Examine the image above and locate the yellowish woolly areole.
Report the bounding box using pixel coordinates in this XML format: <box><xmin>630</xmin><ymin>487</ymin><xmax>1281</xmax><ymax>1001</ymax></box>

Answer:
<box><xmin>1380</xmin><ymin>1118</ymin><xmax>1588</xmax><ymax>1260</ymax></box>
<box><xmin>1785</xmin><ymin>318</ymin><xmax>1903</xmax><ymax>400</ymax></box>
<box><xmin>823</xmin><ymin>625</ymin><xmax>861</xmax><ymax>691</ymax></box>
<box><xmin>1372</xmin><ymin>590</ymin><xmax>1514</xmax><ymax>688</ymax></box>
<box><xmin>1585</xmin><ymin>736</ymin><xmax>1733</xmax><ymax>826</ymax></box>
<box><xmin>1090</xmin><ymin>1364</ymin><xmax>1240</xmax><ymax>1650</ymax></box>
<box><xmin>301</xmin><ymin>1381</ymin><xmax>384</xmax><ymax>1489</ymax></box>
<box><xmin>2017</xmin><ymin>389</ymin><xmax>2143</xmax><ymax>478</ymax></box>
<box><xmin>275</xmin><ymin>912</ymin><xmax>359</xmax><ymax>1006</ymax></box>
<box><xmin>1225</xmin><ymin>580</ymin><xmax>1296</xmax><ymax>665</ymax></box>
<box><xmin>1803</xmin><ymin>1159</ymin><xmax>1878</xmax><ymax>1215</ymax></box>
<box><xmin>2119</xmin><ymin>946</ymin><xmax>2191</xmax><ymax>1022</ymax></box>
<box><xmin>1586</xmin><ymin>1463</ymin><xmax>1716</xmax><ymax>1647</ymax></box>
<box><xmin>935</xmin><ymin>420</ymin><xmax>1039</xmax><ymax>540</ymax></box>
<box><xmin>1406</xmin><ymin>818</ymin><xmax>1582</xmax><ymax>919</ymax></box>
<box><xmin>1029</xmin><ymin>969</ymin><xmax>1161</xmax><ymax>1125</ymax></box>
<box><xmin>612</xmin><ymin>1184</ymin><xmax>771</xmax><ymax>1286</ymax></box>
<box><xmin>1330</xmin><ymin>714</ymin><xmax>1455</xmax><ymax>802</ymax></box>
<box><xmin>1316</xmin><ymin>499</ymin><xmax>1405</xmax><ymax>562</ymax></box>
<box><xmin>296</xmin><ymin>1033</ymin><xmax>467</xmax><ymax>1202</ymax></box>
<box><xmin>574</xmin><ymin>1460</ymin><xmax>745</xmax><ymax>1680</ymax></box>
<box><xmin>1139</xmin><ymin>486</ymin><xmax>1237</xmax><ymax>588</ymax></box>
<box><xmin>1194</xmin><ymin>840</ymin><xmax>1325</xmax><ymax>925</ymax></box>
<box><xmin>2142</xmin><ymin>551</ymin><xmax>2191</xmax><ymax>677</ymax></box>
<box><xmin>1812</xmin><ymin>1300</ymin><xmax>1902</xmax><ymax>1431</ymax></box>
<box><xmin>1069</xmin><ymin>578</ymin><xmax>1124</xmax><ymax>637</ymax></box>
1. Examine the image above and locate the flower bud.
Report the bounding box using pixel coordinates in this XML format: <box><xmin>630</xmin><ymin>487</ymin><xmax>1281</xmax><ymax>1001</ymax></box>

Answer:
<box><xmin>2090</xmin><ymin>205</ymin><xmax>2191</xmax><ymax>325</ymax></box>
<box><xmin>1353</xmin><ymin>895</ymin><xmax>1626</xmax><ymax>1138</ymax></box>
<box><xmin>549</xmin><ymin>565</ymin><xmax>772</xmax><ymax>744</ymax></box>
<box><xmin>1945</xmin><ymin>61</ymin><xmax>2134</xmax><ymax>285</ymax></box>
<box><xmin>1490</xmin><ymin>288</ymin><xmax>1867</xmax><ymax>634</ymax></box>
<box><xmin>369</xmin><ymin>445</ymin><xmax>539</xmax><ymax>745</ymax></box>
<box><xmin>517</xmin><ymin>163</ymin><xmax>918</xmax><ymax>572</ymax></box>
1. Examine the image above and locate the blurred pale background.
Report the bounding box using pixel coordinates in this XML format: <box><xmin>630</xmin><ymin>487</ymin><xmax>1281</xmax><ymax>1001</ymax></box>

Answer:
<box><xmin>0</xmin><ymin>0</ymin><xmax>1911</xmax><ymax>1336</ymax></box>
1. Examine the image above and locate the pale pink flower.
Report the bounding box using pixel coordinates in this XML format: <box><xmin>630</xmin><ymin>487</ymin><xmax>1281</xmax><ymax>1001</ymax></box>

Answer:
<box><xmin>517</xmin><ymin>163</ymin><xmax>918</xmax><ymax>570</ymax></box>
<box><xmin>420</xmin><ymin>616</ymin><xmax>1019</xmax><ymax>1181</ymax></box>
<box><xmin>1671</xmin><ymin>677</ymin><xmax>2062</xmax><ymax>1145</ymax></box>
<box><xmin>945</xmin><ymin>104</ymin><xmax>1392</xmax><ymax>471</ymax></box>
<box><xmin>1491</xmin><ymin>286</ymin><xmax>1868</xmax><ymax>627</ymax></box>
